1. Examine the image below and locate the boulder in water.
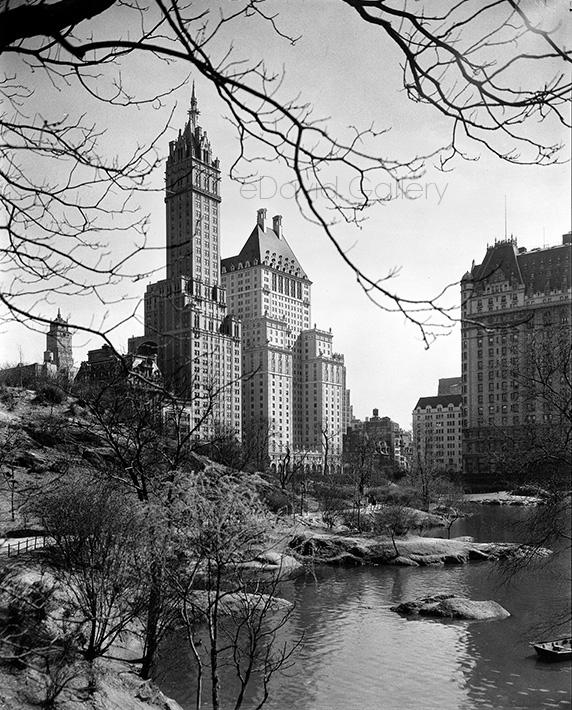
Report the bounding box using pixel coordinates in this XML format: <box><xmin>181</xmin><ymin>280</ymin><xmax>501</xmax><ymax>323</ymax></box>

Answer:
<box><xmin>391</xmin><ymin>594</ymin><xmax>510</xmax><ymax>621</ymax></box>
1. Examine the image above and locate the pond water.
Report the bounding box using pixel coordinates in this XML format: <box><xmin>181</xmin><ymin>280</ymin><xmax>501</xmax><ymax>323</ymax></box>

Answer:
<box><xmin>155</xmin><ymin>506</ymin><xmax>571</xmax><ymax>710</ymax></box>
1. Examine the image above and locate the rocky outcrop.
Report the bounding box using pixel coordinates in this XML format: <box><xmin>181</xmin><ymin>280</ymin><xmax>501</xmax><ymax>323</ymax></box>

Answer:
<box><xmin>288</xmin><ymin>531</ymin><xmax>550</xmax><ymax>567</ymax></box>
<box><xmin>391</xmin><ymin>594</ymin><xmax>510</xmax><ymax>621</ymax></box>
<box><xmin>463</xmin><ymin>492</ymin><xmax>545</xmax><ymax>506</ymax></box>
<box><xmin>186</xmin><ymin>590</ymin><xmax>292</xmax><ymax>616</ymax></box>
<box><xmin>0</xmin><ymin>567</ymin><xmax>184</xmax><ymax>710</ymax></box>
<box><xmin>235</xmin><ymin>551</ymin><xmax>304</xmax><ymax>580</ymax></box>
<box><xmin>0</xmin><ymin>659</ymin><xmax>185</xmax><ymax>710</ymax></box>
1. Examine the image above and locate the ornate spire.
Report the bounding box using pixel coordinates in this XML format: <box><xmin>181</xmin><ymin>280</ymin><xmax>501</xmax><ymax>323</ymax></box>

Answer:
<box><xmin>188</xmin><ymin>81</ymin><xmax>200</xmax><ymax>128</ymax></box>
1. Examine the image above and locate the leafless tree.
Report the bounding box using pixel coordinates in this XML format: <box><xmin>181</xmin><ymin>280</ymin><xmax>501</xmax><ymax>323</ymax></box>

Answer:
<box><xmin>343</xmin><ymin>430</ymin><xmax>383</xmax><ymax>527</ymax></box>
<box><xmin>372</xmin><ymin>505</ymin><xmax>417</xmax><ymax>557</ymax></box>
<box><xmin>72</xmin><ymin>371</ymin><xmax>256</xmax><ymax>678</ymax></box>
<box><xmin>72</xmin><ymin>378</ymin><xmax>197</xmax><ymax>679</ymax></box>
<box><xmin>290</xmin><ymin>453</ymin><xmax>311</xmax><ymax>515</ymax></box>
<box><xmin>0</xmin><ymin>424</ymin><xmax>21</xmax><ymax>521</ymax></box>
<box><xmin>0</xmin><ymin>566</ymin><xmax>83</xmax><ymax>709</ymax></box>
<box><xmin>314</xmin><ymin>478</ymin><xmax>349</xmax><ymax>530</ymax></box>
<box><xmin>320</xmin><ymin>424</ymin><xmax>342</xmax><ymax>477</ymax></box>
<box><xmin>275</xmin><ymin>446</ymin><xmax>292</xmax><ymax>492</ymax></box>
<box><xmin>241</xmin><ymin>417</ymin><xmax>272</xmax><ymax>473</ymax></box>
<box><xmin>410</xmin><ymin>452</ymin><xmax>440</xmax><ymax>511</ymax></box>
<box><xmin>409</xmin><ymin>448</ymin><xmax>462</xmax><ymax>512</ymax></box>
<box><xmin>74</xmin><ymin>366</ymin><xmax>237</xmax><ymax>501</ymax></box>
<box><xmin>30</xmin><ymin>475</ymin><xmax>149</xmax><ymax>662</ymax></box>
<box><xmin>491</xmin><ymin>328</ymin><xmax>571</xmax><ymax>488</ymax></box>
<box><xmin>2</xmin><ymin>1</ymin><xmax>570</xmax><ymax>346</ymax></box>
<box><xmin>491</xmin><ymin>330</ymin><xmax>571</xmax><ymax>598</ymax></box>
<box><xmin>167</xmin><ymin>471</ymin><xmax>299</xmax><ymax>710</ymax></box>
<box><xmin>433</xmin><ymin>488</ymin><xmax>469</xmax><ymax>539</ymax></box>
<box><xmin>273</xmin><ymin>445</ymin><xmax>306</xmax><ymax>492</ymax></box>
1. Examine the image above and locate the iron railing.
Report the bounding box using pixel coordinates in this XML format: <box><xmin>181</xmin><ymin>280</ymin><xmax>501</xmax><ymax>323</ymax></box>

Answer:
<box><xmin>1</xmin><ymin>536</ymin><xmax>47</xmax><ymax>558</ymax></box>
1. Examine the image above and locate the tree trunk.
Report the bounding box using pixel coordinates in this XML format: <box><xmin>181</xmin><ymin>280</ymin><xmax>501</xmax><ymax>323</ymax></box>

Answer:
<box><xmin>209</xmin><ymin>577</ymin><xmax>221</xmax><ymax>710</ymax></box>
<box><xmin>140</xmin><ymin>563</ymin><xmax>162</xmax><ymax>679</ymax></box>
<box><xmin>391</xmin><ymin>532</ymin><xmax>399</xmax><ymax>558</ymax></box>
<box><xmin>86</xmin><ymin>616</ymin><xmax>98</xmax><ymax>661</ymax></box>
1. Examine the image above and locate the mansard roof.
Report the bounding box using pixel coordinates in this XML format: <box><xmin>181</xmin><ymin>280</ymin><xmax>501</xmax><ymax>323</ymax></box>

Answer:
<box><xmin>470</xmin><ymin>241</ymin><xmax>523</xmax><ymax>287</ymax></box>
<box><xmin>414</xmin><ymin>394</ymin><xmax>462</xmax><ymax>410</ymax></box>
<box><xmin>222</xmin><ymin>224</ymin><xmax>308</xmax><ymax>279</ymax></box>
<box><xmin>467</xmin><ymin>239</ymin><xmax>571</xmax><ymax>295</ymax></box>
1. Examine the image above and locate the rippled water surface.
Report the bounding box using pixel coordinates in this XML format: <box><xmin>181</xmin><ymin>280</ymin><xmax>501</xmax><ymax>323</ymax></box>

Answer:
<box><xmin>156</xmin><ymin>507</ymin><xmax>571</xmax><ymax>710</ymax></box>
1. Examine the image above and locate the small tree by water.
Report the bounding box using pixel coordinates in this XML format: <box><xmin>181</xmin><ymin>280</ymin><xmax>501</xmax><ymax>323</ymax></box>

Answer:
<box><xmin>372</xmin><ymin>506</ymin><xmax>417</xmax><ymax>557</ymax></box>
<box><xmin>167</xmin><ymin>472</ymin><xmax>301</xmax><ymax>710</ymax></box>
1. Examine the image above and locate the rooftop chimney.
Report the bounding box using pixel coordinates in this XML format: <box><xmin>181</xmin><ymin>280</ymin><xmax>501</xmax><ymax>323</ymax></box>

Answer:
<box><xmin>257</xmin><ymin>208</ymin><xmax>267</xmax><ymax>230</ymax></box>
<box><xmin>563</xmin><ymin>231</ymin><xmax>572</xmax><ymax>245</ymax></box>
<box><xmin>373</xmin><ymin>408</ymin><xmax>379</xmax><ymax>418</ymax></box>
<box><xmin>273</xmin><ymin>214</ymin><xmax>282</xmax><ymax>238</ymax></box>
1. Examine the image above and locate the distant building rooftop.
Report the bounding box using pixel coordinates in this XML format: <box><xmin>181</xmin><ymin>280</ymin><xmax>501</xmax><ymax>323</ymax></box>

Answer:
<box><xmin>222</xmin><ymin>209</ymin><xmax>308</xmax><ymax>279</ymax></box>
<box><xmin>463</xmin><ymin>236</ymin><xmax>571</xmax><ymax>295</ymax></box>
<box><xmin>414</xmin><ymin>394</ymin><xmax>462</xmax><ymax>410</ymax></box>
<box><xmin>438</xmin><ymin>377</ymin><xmax>462</xmax><ymax>396</ymax></box>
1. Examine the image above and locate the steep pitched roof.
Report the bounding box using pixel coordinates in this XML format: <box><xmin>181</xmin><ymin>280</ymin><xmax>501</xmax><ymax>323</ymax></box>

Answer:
<box><xmin>467</xmin><ymin>240</ymin><xmax>571</xmax><ymax>295</ymax></box>
<box><xmin>414</xmin><ymin>394</ymin><xmax>462</xmax><ymax>410</ymax></box>
<box><xmin>471</xmin><ymin>241</ymin><xmax>523</xmax><ymax>288</ymax></box>
<box><xmin>222</xmin><ymin>225</ymin><xmax>308</xmax><ymax>279</ymax></box>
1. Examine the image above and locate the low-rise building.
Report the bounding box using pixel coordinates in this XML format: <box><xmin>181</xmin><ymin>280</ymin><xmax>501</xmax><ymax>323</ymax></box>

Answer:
<box><xmin>75</xmin><ymin>343</ymin><xmax>162</xmax><ymax>387</ymax></box>
<box><xmin>412</xmin><ymin>394</ymin><xmax>463</xmax><ymax>473</ymax></box>
<box><xmin>343</xmin><ymin>409</ymin><xmax>407</xmax><ymax>479</ymax></box>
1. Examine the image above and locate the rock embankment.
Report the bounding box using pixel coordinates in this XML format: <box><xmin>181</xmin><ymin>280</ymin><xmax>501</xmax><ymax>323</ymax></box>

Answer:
<box><xmin>0</xmin><ymin>565</ymin><xmax>183</xmax><ymax>710</ymax></box>
<box><xmin>235</xmin><ymin>551</ymin><xmax>304</xmax><ymax>580</ymax></box>
<box><xmin>391</xmin><ymin>594</ymin><xmax>510</xmax><ymax>621</ymax></box>
<box><xmin>463</xmin><ymin>491</ymin><xmax>545</xmax><ymax>506</ymax></box>
<box><xmin>288</xmin><ymin>531</ymin><xmax>549</xmax><ymax>567</ymax></box>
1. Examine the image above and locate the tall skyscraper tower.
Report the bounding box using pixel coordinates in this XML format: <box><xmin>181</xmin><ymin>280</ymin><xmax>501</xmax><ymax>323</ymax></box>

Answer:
<box><xmin>134</xmin><ymin>87</ymin><xmax>241</xmax><ymax>440</ymax></box>
<box><xmin>461</xmin><ymin>233</ymin><xmax>571</xmax><ymax>490</ymax></box>
<box><xmin>222</xmin><ymin>209</ymin><xmax>347</xmax><ymax>471</ymax></box>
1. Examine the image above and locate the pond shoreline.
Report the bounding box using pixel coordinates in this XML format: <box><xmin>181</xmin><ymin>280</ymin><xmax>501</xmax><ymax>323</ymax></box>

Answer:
<box><xmin>286</xmin><ymin>529</ymin><xmax>547</xmax><ymax>567</ymax></box>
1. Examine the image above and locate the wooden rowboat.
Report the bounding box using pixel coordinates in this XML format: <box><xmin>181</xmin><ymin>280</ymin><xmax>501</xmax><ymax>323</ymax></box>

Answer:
<box><xmin>531</xmin><ymin>637</ymin><xmax>572</xmax><ymax>661</ymax></box>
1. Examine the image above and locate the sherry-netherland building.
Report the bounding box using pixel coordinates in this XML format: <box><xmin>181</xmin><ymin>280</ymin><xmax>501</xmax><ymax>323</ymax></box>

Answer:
<box><xmin>221</xmin><ymin>209</ymin><xmax>347</xmax><ymax>472</ymax></box>
<box><xmin>130</xmin><ymin>89</ymin><xmax>241</xmax><ymax>441</ymax></box>
<box><xmin>461</xmin><ymin>233</ymin><xmax>572</xmax><ymax>490</ymax></box>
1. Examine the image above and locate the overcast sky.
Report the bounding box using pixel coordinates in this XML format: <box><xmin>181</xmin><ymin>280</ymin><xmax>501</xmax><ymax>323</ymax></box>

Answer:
<box><xmin>2</xmin><ymin>0</ymin><xmax>570</xmax><ymax>428</ymax></box>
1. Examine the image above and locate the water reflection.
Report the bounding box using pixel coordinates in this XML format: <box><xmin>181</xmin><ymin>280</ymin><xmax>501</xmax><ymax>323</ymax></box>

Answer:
<box><xmin>156</xmin><ymin>507</ymin><xmax>571</xmax><ymax>710</ymax></box>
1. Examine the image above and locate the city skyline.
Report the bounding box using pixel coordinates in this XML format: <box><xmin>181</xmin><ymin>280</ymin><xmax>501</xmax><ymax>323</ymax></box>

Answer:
<box><xmin>1</xmin><ymin>5</ymin><xmax>570</xmax><ymax>709</ymax></box>
<box><xmin>1</xmin><ymin>1</ymin><xmax>569</xmax><ymax>427</ymax></box>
